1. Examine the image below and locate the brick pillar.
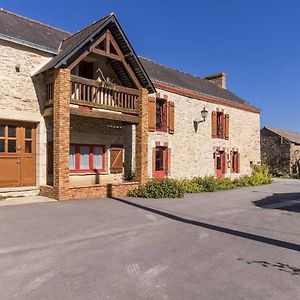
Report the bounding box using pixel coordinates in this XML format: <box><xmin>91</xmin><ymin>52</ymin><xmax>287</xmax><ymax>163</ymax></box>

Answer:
<box><xmin>53</xmin><ymin>68</ymin><xmax>71</xmax><ymax>200</ymax></box>
<box><xmin>135</xmin><ymin>88</ymin><xmax>149</xmax><ymax>185</ymax></box>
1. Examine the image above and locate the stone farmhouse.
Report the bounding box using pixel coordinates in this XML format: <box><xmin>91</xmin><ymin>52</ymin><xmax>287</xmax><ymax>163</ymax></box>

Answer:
<box><xmin>0</xmin><ymin>9</ymin><xmax>261</xmax><ymax>199</ymax></box>
<box><xmin>261</xmin><ymin>127</ymin><xmax>300</xmax><ymax>175</ymax></box>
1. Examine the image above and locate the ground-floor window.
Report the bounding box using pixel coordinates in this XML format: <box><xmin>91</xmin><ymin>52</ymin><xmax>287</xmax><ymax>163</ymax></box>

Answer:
<box><xmin>69</xmin><ymin>144</ymin><xmax>105</xmax><ymax>173</ymax></box>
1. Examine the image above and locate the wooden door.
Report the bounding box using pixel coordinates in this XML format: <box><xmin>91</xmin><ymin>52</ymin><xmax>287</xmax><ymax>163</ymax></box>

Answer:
<box><xmin>216</xmin><ymin>151</ymin><xmax>225</xmax><ymax>178</ymax></box>
<box><xmin>154</xmin><ymin>147</ymin><xmax>167</xmax><ymax>179</ymax></box>
<box><xmin>0</xmin><ymin>122</ymin><xmax>36</xmax><ymax>188</ymax></box>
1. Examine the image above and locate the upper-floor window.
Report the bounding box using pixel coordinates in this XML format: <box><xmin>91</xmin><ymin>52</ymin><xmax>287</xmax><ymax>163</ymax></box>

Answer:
<box><xmin>156</xmin><ymin>99</ymin><xmax>167</xmax><ymax>131</ymax></box>
<box><xmin>212</xmin><ymin>111</ymin><xmax>230</xmax><ymax>140</ymax></box>
<box><xmin>148</xmin><ymin>97</ymin><xmax>175</xmax><ymax>134</ymax></box>
<box><xmin>216</xmin><ymin>112</ymin><xmax>224</xmax><ymax>138</ymax></box>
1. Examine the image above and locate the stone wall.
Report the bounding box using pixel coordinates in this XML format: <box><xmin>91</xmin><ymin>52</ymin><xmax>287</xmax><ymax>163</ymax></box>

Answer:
<box><xmin>148</xmin><ymin>88</ymin><xmax>261</xmax><ymax>178</ymax></box>
<box><xmin>290</xmin><ymin>143</ymin><xmax>300</xmax><ymax>175</ymax></box>
<box><xmin>0</xmin><ymin>40</ymin><xmax>52</xmax><ymax>186</ymax></box>
<box><xmin>260</xmin><ymin>128</ymin><xmax>291</xmax><ymax>174</ymax></box>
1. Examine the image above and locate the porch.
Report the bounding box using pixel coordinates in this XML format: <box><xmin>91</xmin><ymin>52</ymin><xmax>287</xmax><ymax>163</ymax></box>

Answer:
<box><xmin>42</xmin><ymin>69</ymin><xmax>148</xmax><ymax>200</ymax></box>
<box><xmin>35</xmin><ymin>24</ymin><xmax>154</xmax><ymax>200</ymax></box>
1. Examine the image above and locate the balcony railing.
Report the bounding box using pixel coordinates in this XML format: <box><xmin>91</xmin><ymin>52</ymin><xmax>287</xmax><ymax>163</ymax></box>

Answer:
<box><xmin>70</xmin><ymin>75</ymin><xmax>139</xmax><ymax>115</ymax></box>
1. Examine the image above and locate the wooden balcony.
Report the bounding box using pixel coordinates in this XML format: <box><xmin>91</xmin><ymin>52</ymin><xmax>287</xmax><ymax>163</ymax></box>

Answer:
<box><xmin>44</xmin><ymin>75</ymin><xmax>140</xmax><ymax>123</ymax></box>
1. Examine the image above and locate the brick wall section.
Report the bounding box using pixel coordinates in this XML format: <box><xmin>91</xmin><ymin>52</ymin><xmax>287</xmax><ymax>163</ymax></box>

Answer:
<box><xmin>40</xmin><ymin>182</ymin><xmax>138</xmax><ymax>199</ymax></box>
<box><xmin>52</xmin><ymin>68</ymin><xmax>71</xmax><ymax>199</ymax></box>
<box><xmin>135</xmin><ymin>88</ymin><xmax>149</xmax><ymax>184</ymax></box>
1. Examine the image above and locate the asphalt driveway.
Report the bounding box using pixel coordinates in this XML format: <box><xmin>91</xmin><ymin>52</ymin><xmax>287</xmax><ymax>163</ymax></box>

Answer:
<box><xmin>0</xmin><ymin>179</ymin><xmax>299</xmax><ymax>299</ymax></box>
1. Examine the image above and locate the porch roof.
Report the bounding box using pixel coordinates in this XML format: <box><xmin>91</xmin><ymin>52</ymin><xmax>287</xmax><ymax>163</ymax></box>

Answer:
<box><xmin>34</xmin><ymin>13</ymin><xmax>156</xmax><ymax>93</ymax></box>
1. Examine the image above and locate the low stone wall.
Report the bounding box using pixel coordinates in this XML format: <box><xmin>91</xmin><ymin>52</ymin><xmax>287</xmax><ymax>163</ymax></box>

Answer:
<box><xmin>40</xmin><ymin>182</ymin><xmax>139</xmax><ymax>200</ymax></box>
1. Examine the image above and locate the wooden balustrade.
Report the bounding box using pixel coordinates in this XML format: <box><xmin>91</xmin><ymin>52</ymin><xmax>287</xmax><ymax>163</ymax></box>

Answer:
<box><xmin>70</xmin><ymin>75</ymin><xmax>139</xmax><ymax>115</ymax></box>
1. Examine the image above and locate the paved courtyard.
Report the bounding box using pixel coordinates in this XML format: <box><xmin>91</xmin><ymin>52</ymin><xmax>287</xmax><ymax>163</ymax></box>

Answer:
<box><xmin>0</xmin><ymin>179</ymin><xmax>299</xmax><ymax>299</ymax></box>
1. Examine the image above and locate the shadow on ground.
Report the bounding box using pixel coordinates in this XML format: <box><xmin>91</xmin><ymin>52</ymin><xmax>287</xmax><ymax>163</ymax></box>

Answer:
<box><xmin>253</xmin><ymin>193</ymin><xmax>300</xmax><ymax>213</ymax></box>
<box><xmin>110</xmin><ymin>196</ymin><xmax>300</xmax><ymax>252</ymax></box>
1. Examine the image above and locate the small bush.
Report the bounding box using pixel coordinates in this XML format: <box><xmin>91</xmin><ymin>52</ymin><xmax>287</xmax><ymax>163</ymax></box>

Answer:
<box><xmin>128</xmin><ymin>178</ymin><xmax>184</xmax><ymax>198</ymax></box>
<box><xmin>127</xmin><ymin>164</ymin><xmax>272</xmax><ymax>198</ymax></box>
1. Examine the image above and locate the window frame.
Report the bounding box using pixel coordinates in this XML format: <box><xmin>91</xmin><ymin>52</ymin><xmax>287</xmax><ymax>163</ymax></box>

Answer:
<box><xmin>155</xmin><ymin>98</ymin><xmax>168</xmax><ymax>132</ymax></box>
<box><xmin>216</xmin><ymin>111</ymin><xmax>224</xmax><ymax>139</ymax></box>
<box><xmin>231</xmin><ymin>151</ymin><xmax>240</xmax><ymax>173</ymax></box>
<box><xmin>69</xmin><ymin>143</ymin><xmax>106</xmax><ymax>173</ymax></box>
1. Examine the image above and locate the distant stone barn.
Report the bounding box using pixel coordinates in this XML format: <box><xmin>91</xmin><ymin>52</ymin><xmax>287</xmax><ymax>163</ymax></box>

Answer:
<box><xmin>261</xmin><ymin>127</ymin><xmax>300</xmax><ymax>175</ymax></box>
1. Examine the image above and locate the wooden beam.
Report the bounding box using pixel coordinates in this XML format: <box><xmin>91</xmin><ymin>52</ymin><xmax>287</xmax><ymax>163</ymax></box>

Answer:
<box><xmin>67</xmin><ymin>33</ymin><xmax>107</xmax><ymax>70</ymax></box>
<box><xmin>70</xmin><ymin>100</ymin><xmax>139</xmax><ymax>115</ymax></box>
<box><xmin>105</xmin><ymin>30</ymin><xmax>110</xmax><ymax>54</ymax></box>
<box><xmin>43</xmin><ymin>107</ymin><xmax>53</xmax><ymax>117</ymax></box>
<box><xmin>70</xmin><ymin>107</ymin><xmax>140</xmax><ymax>124</ymax></box>
<box><xmin>107</xmin><ymin>31</ymin><xmax>142</xmax><ymax>89</ymax></box>
<box><xmin>91</xmin><ymin>48</ymin><xmax>122</xmax><ymax>62</ymax></box>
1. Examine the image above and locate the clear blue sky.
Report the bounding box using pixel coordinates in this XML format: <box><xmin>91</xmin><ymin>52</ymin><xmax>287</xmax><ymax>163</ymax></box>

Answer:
<box><xmin>1</xmin><ymin>0</ymin><xmax>299</xmax><ymax>132</ymax></box>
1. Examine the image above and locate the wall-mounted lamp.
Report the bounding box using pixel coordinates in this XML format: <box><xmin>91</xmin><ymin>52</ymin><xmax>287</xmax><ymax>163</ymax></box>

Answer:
<box><xmin>193</xmin><ymin>107</ymin><xmax>208</xmax><ymax>132</ymax></box>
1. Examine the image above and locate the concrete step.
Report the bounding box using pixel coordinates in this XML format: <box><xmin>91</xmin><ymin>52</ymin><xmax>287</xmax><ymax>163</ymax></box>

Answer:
<box><xmin>0</xmin><ymin>186</ymin><xmax>40</xmax><ymax>198</ymax></box>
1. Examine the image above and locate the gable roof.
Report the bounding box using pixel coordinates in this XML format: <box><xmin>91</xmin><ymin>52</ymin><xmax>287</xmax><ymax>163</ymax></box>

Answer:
<box><xmin>0</xmin><ymin>8</ymin><xmax>69</xmax><ymax>53</ymax></box>
<box><xmin>34</xmin><ymin>13</ymin><xmax>156</xmax><ymax>93</ymax></box>
<box><xmin>0</xmin><ymin>8</ymin><xmax>259</xmax><ymax>110</ymax></box>
<box><xmin>263</xmin><ymin>127</ymin><xmax>300</xmax><ymax>144</ymax></box>
<box><xmin>140</xmin><ymin>57</ymin><xmax>258</xmax><ymax>111</ymax></box>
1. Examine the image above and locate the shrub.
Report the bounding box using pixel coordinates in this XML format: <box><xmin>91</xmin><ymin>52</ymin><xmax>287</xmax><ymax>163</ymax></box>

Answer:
<box><xmin>128</xmin><ymin>178</ymin><xmax>184</xmax><ymax>198</ymax></box>
<box><xmin>180</xmin><ymin>178</ymin><xmax>204</xmax><ymax>193</ymax></box>
<box><xmin>127</xmin><ymin>164</ymin><xmax>272</xmax><ymax>198</ymax></box>
<box><xmin>249</xmin><ymin>164</ymin><xmax>272</xmax><ymax>185</ymax></box>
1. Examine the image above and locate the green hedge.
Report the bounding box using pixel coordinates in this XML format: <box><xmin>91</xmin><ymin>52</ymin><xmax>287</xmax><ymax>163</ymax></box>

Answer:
<box><xmin>128</xmin><ymin>178</ymin><xmax>185</xmax><ymax>198</ymax></box>
<box><xmin>128</xmin><ymin>164</ymin><xmax>272</xmax><ymax>198</ymax></box>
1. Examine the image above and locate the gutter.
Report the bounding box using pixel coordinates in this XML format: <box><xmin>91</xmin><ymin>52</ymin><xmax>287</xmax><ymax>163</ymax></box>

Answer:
<box><xmin>0</xmin><ymin>33</ymin><xmax>59</xmax><ymax>55</ymax></box>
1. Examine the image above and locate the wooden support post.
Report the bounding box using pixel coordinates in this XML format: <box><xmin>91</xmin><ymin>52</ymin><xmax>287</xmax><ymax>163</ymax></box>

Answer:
<box><xmin>135</xmin><ymin>88</ymin><xmax>149</xmax><ymax>185</ymax></box>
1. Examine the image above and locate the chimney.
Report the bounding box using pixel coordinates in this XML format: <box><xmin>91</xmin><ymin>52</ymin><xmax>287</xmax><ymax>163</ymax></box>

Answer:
<box><xmin>205</xmin><ymin>73</ymin><xmax>226</xmax><ymax>89</ymax></box>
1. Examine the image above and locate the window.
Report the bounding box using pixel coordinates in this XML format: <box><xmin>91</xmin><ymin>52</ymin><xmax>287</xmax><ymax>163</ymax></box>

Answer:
<box><xmin>155</xmin><ymin>147</ymin><xmax>164</xmax><ymax>171</ymax></box>
<box><xmin>149</xmin><ymin>97</ymin><xmax>175</xmax><ymax>134</ymax></box>
<box><xmin>212</xmin><ymin>111</ymin><xmax>229</xmax><ymax>139</ymax></box>
<box><xmin>231</xmin><ymin>151</ymin><xmax>240</xmax><ymax>173</ymax></box>
<box><xmin>69</xmin><ymin>144</ymin><xmax>105</xmax><ymax>173</ymax></box>
<box><xmin>78</xmin><ymin>61</ymin><xmax>94</xmax><ymax>79</ymax></box>
<box><xmin>0</xmin><ymin>124</ymin><xmax>18</xmax><ymax>153</ymax></box>
<box><xmin>156</xmin><ymin>99</ymin><xmax>167</xmax><ymax>131</ymax></box>
<box><xmin>216</xmin><ymin>112</ymin><xmax>224</xmax><ymax>138</ymax></box>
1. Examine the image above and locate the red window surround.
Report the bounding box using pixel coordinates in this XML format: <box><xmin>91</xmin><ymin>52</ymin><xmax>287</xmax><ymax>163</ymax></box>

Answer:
<box><xmin>69</xmin><ymin>143</ymin><xmax>106</xmax><ymax>173</ymax></box>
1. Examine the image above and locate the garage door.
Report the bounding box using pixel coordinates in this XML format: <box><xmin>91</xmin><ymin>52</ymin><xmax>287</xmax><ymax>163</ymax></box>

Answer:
<box><xmin>0</xmin><ymin>122</ymin><xmax>36</xmax><ymax>188</ymax></box>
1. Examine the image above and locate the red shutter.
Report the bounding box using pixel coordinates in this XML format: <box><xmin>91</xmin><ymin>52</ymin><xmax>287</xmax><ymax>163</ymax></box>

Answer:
<box><xmin>167</xmin><ymin>148</ymin><xmax>171</xmax><ymax>176</ymax></box>
<box><xmin>168</xmin><ymin>101</ymin><xmax>175</xmax><ymax>134</ymax></box>
<box><xmin>148</xmin><ymin>97</ymin><xmax>156</xmax><ymax>132</ymax></box>
<box><xmin>225</xmin><ymin>114</ymin><xmax>230</xmax><ymax>140</ymax></box>
<box><xmin>110</xmin><ymin>147</ymin><xmax>123</xmax><ymax>173</ymax></box>
<box><xmin>236</xmin><ymin>153</ymin><xmax>240</xmax><ymax>173</ymax></box>
<box><xmin>212</xmin><ymin>111</ymin><xmax>217</xmax><ymax>138</ymax></box>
